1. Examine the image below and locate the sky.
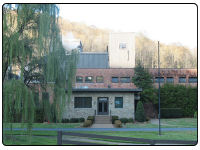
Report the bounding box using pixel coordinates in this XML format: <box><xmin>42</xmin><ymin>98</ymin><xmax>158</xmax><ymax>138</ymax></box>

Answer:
<box><xmin>59</xmin><ymin>4</ymin><xmax>197</xmax><ymax>49</ymax></box>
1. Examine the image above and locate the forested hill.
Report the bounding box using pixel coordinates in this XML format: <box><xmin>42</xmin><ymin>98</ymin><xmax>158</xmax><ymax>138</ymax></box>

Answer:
<box><xmin>58</xmin><ymin>18</ymin><xmax>197</xmax><ymax>69</ymax></box>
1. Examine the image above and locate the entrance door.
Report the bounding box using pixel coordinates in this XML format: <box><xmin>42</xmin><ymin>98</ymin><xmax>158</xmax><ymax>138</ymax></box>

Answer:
<box><xmin>97</xmin><ymin>97</ymin><xmax>109</xmax><ymax>115</ymax></box>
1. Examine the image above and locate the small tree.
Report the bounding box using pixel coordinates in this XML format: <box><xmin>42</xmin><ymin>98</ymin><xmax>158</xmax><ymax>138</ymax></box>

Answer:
<box><xmin>135</xmin><ymin>101</ymin><xmax>146</xmax><ymax>122</ymax></box>
<box><xmin>133</xmin><ymin>62</ymin><xmax>157</xmax><ymax>103</ymax></box>
<box><xmin>132</xmin><ymin>62</ymin><xmax>153</xmax><ymax>90</ymax></box>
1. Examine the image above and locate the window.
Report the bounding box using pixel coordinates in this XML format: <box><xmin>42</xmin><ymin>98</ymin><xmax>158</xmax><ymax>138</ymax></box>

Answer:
<box><xmin>115</xmin><ymin>97</ymin><xmax>123</xmax><ymax>108</ymax></box>
<box><xmin>166</xmin><ymin>77</ymin><xmax>174</xmax><ymax>83</ymax></box>
<box><xmin>119</xmin><ymin>43</ymin><xmax>127</xmax><ymax>49</ymax></box>
<box><xmin>120</xmin><ymin>77</ymin><xmax>130</xmax><ymax>83</ymax></box>
<box><xmin>96</xmin><ymin>76</ymin><xmax>104</xmax><ymax>83</ymax></box>
<box><xmin>85</xmin><ymin>76</ymin><xmax>93</xmax><ymax>83</ymax></box>
<box><xmin>76</xmin><ymin>76</ymin><xmax>83</xmax><ymax>83</ymax></box>
<box><xmin>112</xmin><ymin>77</ymin><xmax>119</xmax><ymax>83</ymax></box>
<box><xmin>74</xmin><ymin>97</ymin><xmax>92</xmax><ymax>108</ymax></box>
<box><xmin>189</xmin><ymin>77</ymin><xmax>197</xmax><ymax>83</ymax></box>
<box><xmin>179</xmin><ymin>77</ymin><xmax>186</xmax><ymax>83</ymax></box>
<box><xmin>155</xmin><ymin>77</ymin><xmax>165</xmax><ymax>83</ymax></box>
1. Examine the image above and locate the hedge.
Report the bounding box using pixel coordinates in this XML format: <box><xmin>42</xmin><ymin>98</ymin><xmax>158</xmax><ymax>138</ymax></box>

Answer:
<box><xmin>159</xmin><ymin>84</ymin><xmax>197</xmax><ymax>117</ymax></box>
<box><xmin>160</xmin><ymin>108</ymin><xmax>182</xmax><ymax>118</ymax></box>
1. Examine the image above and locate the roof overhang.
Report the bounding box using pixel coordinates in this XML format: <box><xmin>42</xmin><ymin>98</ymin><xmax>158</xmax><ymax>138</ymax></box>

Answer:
<box><xmin>66</xmin><ymin>88</ymin><xmax>142</xmax><ymax>93</ymax></box>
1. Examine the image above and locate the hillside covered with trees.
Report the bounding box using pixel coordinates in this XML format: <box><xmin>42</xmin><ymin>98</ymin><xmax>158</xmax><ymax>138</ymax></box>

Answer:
<box><xmin>59</xmin><ymin>18</ymin><xmax>197</xmax><ymax>69</ymax></box>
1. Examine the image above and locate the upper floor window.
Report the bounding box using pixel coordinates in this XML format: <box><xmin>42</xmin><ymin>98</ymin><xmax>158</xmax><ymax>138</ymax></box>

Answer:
<box><xmin>179</xmin><ymin>77</ymin><xmax>186</xmax><ymax>83</ymax></box>
<box><xmin>85</xmin><ymin>76</ymin><xmax>93</xmax><ymax>83</ymax></box>
<box><xmin>166</xmin><ymin>77</ymin><xmax>174</xmax><ymax>83</ymax></box>
<box><xmin>74</xmin><ymin>97</ymin><xmax>92</xmax><ymax>108</ymax></box>
<box><xmin>112</xmin><ymin>77</ymin><xmax>119</xmax><ymax>83</ymax></box>
<box><xmin>119</xmin><ymin>43</ymin><xmax>127</xmax><ymax>49</ymax></box>
<box><xmin>96</xmin><ymin>76</ymin><xmax>104</xmax><ymax>83</ymax></box>
<box><xmin>76</xmin><ymin>76</ymin><xmax>83</xmax><ymax>83</ymax></box>
<box><xmin>120</xmin><ymin>77</ymin><xmax>130</xmax><ymax>83</ymax></box>
<box><xmin>155</xmin><ymin>77</ymin><xmax>165</xmax><ymax>83</ymax></box>
<box><xmin>189</xmin><ymin>77</ymin><xmax>197</xmax><ymax>83</ymax></box>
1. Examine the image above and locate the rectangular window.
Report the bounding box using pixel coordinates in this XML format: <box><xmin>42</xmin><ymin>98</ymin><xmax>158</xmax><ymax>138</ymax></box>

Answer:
<box><xmin>189</xmin><ymin>77</ymin><xmax>197</xmax><ymax>83</ymax></box>
<box><xmin>179</xmin><ymin>77</ymin><xmax>186</xmax><ymax>83</ymax></box>
<box><xmin>96</xmin><ymin>76</ymin><xmax>104</xmax><ymax>83</ymax></box>
<box><xmin>155</xmin><ymin>77</ymin><xmax>165</xmax><ymax>83</ymax></box>
<box><xmin>74</xmin><ymin>97</ymin><xmax>92</xmax><ymax>108</ymax></box>
<box><xmin>85</xmin><ymin>76</ymin><xmax>93</xmax><ymax>83</ymax></box>
<box><xmin>120</xmin><ymin>77</ymin><xmax>130</xmax><ymax>83</ymax></box>
<box><xmin>166</xmin><ymin>77</ymin><xmax>174</xmax><ymax>83</ymax></box>
<box><xmin>112</xmin><ymin>77</ymin><xmax>119</xmax><ymax>83</ymax></box>
<box><xmin>115</xmin><ymin>97</ymin><xmax>123</xmax><ymax>108</ymax></box>
<box><xmin>76</xmin><ymin>76</ymin><xmax>83</xmax><ymax>83</ymax></box>
<box><xmin>119</xmin><ymin>43</ymin><xmax>127</xmax><ymax>49</ymax></box>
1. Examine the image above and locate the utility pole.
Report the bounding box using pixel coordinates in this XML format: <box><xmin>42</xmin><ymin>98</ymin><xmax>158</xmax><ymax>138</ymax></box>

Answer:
<box><xmin>158</xmin><ymin>41</ymin><xmax>161</xmax><ymax>135</ymax></box>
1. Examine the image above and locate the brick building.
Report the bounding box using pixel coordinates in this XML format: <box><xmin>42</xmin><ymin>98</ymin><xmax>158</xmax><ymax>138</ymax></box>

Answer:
<box><xmin>62</xmin><ymin>32</ymin><xmax>197</xmax><ymax>119</ymax></box>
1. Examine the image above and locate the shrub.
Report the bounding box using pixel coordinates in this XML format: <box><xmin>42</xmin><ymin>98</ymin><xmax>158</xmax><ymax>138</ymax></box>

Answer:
<box><xmin>135</xmin><ymin>101</ymin><xmax>146</xmax><ymax>122</ymax></box>
<box><xmin>159</xmin><ymin>84</ymin><xmax>197</xmax><ymax>117</ymax></box>
<box><xmin>120</xmin><ymin>118</ymin><xmax>128</xmax><ymax>124</ymax></box>
<box><xmin>87</xmin><ymin>116</ymin><xmax>95</xmax><ymax>123</ymax></box>
<box><xmin>79</xmin><ymin>118</ymin><xmax>85</xmax><ymax>122</ymax></box>
<box><xmin>128</xmin><ymin>118</ymin><xmax>134</xmax><ymax>123</ymax></box>
<box><xmin>62</xmin><ymin>118</ymin><xmax>69</xmax><ymax>123</ymax></box>
<box><xmin>111</xmin><ymin>116</ymin><xmax>119</xmax><ymax>124</ymax></box>
<box><xmin>69</xmin><ymin>118</ymin><xmax>79</xmax><ymax>123</ymax></box>
<box><xmin>194</xmin><ymin>111</ymin><xmax>197</xmax><ymax>118</ymax></box>
<box><xmin>83</xmin><ymin>120</ymin><xmax>92</xmax><ymax>127</ymax></box>
<box><xmin>160</xmin><ymin>108</ymin><xmax>182</xmax><ymax>118</ymax></box>
<box><xmin>114</xmin><ymin>120</ymin><xmax>122</xmax><ymax>128</ymax></box>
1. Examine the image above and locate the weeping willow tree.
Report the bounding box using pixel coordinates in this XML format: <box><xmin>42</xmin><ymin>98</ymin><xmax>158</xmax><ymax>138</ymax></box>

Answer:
<box><xmin>3</xmin><ymin>4</ymin><xmax>78</xmax><ymax>143</ymax></box>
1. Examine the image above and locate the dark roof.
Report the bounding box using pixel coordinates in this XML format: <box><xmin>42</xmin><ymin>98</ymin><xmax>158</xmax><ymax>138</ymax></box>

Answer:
<box><xmin>77</xmin><ymin>52</ymin><xmax>109</xmax><ymax>68</ymax></box>
<box><xmin>66</xmin><ymin>88</ymin><xmax>142</xmax><ymax>92</ymax></box>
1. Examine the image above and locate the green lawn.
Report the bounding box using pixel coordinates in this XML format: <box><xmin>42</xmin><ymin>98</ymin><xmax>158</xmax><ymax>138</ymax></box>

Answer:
<box><xmin>3</xmin><ymin>118</ymin><xmax>197</xmax><ymax>145</ymax></box>
<box><xmin>4</xmin><ymin>122</ymin><xmax>82</xmax><ymax>129</ymax></box>
<box><xmin>3</xmin><ymin>130</ymin><xmax>197</xmax><ymax>145</ymax></box>
<box><xmin>123</xmin><ymin>118</ymin><xmax>197</xmax><ymax>128</ymax></box>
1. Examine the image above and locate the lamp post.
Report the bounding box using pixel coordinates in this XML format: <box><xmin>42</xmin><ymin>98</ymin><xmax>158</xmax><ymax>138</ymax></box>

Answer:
<box><xmin>158</xmin><ymin>41</ymin><xmax>161</xmax><ymax>135</ymax></box>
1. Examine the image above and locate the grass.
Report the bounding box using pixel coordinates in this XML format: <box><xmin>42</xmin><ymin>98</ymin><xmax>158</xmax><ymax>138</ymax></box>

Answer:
<box><xmin>3</xmin><ymin>130</ymin><xmax>197</xmax><ymax>145</ymax></box>
<box><xmin>3</xmin><ymin>118</ymin><xmax>197</xmax><ymax>145</ymax></box>
<box><xmin>123</xmin><ymin>118</ymin><xmax>197</xmax><ymax>128</ymax></box>
<box><xmin>3</xmin><ymin>122</ymin><xmax>82</xmax><ymax>129</ymax></box>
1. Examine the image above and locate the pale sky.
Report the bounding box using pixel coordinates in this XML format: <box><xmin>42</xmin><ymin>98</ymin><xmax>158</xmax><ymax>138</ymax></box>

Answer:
<box><xmin>59</xmin><ymin>4</ymin><xmax>197</xmax><ymax>49</ymax></box>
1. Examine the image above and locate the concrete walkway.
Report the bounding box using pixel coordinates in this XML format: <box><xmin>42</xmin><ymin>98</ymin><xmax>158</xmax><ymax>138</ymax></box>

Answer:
<box><xmin>90</xmin><ymin>124</ymin><xmax>114</xmax><ymax>128</ymax></box>
<box><xmin>4</xmin><ymin>127</ymin><xmax>197</xmax><ymax>131</ymax></box>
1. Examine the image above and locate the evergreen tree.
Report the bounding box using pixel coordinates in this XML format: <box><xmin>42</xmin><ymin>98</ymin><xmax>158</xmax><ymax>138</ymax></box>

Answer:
<box><xmin>132</xmin><ymin>62</ymin><xmax>153</xmax><ymax>90</ymax></box>
<box><xmin>135</xmin><ymin>101</ymin><xmax>146</xmax><ymax>122</ymax></box>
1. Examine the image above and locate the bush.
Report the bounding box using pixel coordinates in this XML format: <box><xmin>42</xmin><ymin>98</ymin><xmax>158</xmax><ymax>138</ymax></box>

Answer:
<box><xmin>159</xmin><ymin>84</ymin><xmax>197</xmax><ymax>117</ymax></box>
<box><xmin>120</xmin><ymin>118</ymin><xmax>129</xmax><ymax>124</ymax></box>
<box><xmin>128</xmin><ymin>118</ymin><xmax>134</xmax><ymax>123</ymax></box>
<box><xmin>114</xmin><ymin>120</ymin><xmax>122</xmax><ymax>128</ymax></box>
<box><xmin>87</xmin><ymin>116</ymin><xmax>95</xmax><ymax>123</ymax></box>
<box><xmin>79</xmin><ymin>118</ymin><xmax>85</xmax><ymax>122</ymax></box>
<box><xmin>160</xmin><ymin>108</ymin><xmax>182</xmax><ymax>118</ymax></box>
<box><xmin>111</xmin><ymin>116</ymin><xmax>119</xmax><ymax>124</ymax></box>
<box><xmin>135</xmin><ymin>101</ymin><xmax>146</xmax><ymax>122</ymax></box>
<box><xmin>62</xmin><ymin>118</ymin><xmax>69</xmax><ymax>123</ymax></box>
<box><xmin>83</xmin><ymin>120</ymin><xmax>92</xmax><ymax>127</ymax></box>
<box><xmin>69</xmin><ymin>118</ymin><xmax>79</xmax><ymax>123</ymax></box>
<box><xmin>194</xmin><ymin>111</ymin><xmax>197</xmax><ymax>118</ymax></box>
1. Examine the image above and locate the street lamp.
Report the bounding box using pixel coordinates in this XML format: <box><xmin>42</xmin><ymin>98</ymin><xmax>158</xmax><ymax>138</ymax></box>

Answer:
<box><xmin>158</xmin><ymin>41</ymin><xmax>161</xmax><ymax>135</ymax></box>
